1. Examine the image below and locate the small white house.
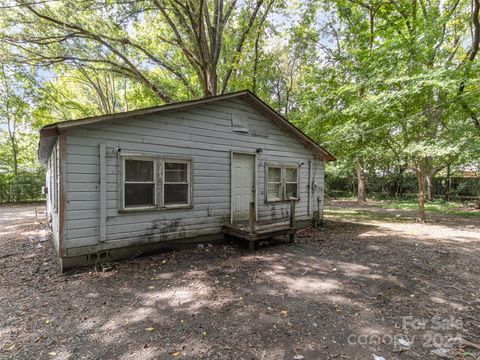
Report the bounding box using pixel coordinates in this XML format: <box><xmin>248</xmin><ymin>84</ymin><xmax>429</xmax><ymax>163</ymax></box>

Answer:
<box><xmin>38</xmin><ymin>90</ymin><xmax>335</xmax><ymax>270</ymax></box>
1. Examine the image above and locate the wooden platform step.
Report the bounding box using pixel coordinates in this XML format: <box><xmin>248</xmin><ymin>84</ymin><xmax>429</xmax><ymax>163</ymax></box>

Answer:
<box><xmin>222</xmin><ymin>223</ymin><xmax>296</xmax><ymax>250</ymax></box>
<box><xmin>224</xmin><ymin>201</ymin><xmax>297</xmax><ymax>250</ymax></box>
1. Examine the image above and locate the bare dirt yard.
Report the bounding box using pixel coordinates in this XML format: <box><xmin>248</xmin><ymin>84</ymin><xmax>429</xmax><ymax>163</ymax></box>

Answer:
<box><xmin>1</xmin><ymin>201</ymin><xmax>480</xmax><ymax>360</ymax></box>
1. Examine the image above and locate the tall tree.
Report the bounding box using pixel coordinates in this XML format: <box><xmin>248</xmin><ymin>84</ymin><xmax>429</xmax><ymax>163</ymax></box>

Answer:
<box><xmin>0</xmin><ymin>64</ymin><xmax>28</xmax><ymax>176</ymax></box>
<box><xmin>0</xmin><ymin>64</ymin><xmax>41</xmax><ymax>201</ymax></box>
<box><xmin>297</xmin><ymin>0</ymin><xmax>480</xmax><ymax>221</ymax></box>
<box><xmin>1</xmin><ymin>0</ymin><xmax>275</xmax><ymax>101</ymax></box>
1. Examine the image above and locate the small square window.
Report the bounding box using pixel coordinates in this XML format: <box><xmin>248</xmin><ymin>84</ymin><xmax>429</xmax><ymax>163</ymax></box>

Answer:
<box><xmin>286</xmin><ymin>183</ymin><xmax>298</xmax><ymax>199</ymax></box>
<box><xmin>125</xmin><ymin>159</ymin><xmax>154</xmax><ymax>182</ymax></box>
<box><xmin>268</xmin><ymin>167</ymin><xmax>281</xmax><ymax>182</ymax></box>
<box><xmin>125</xmin><ymin>183</ymin><xmax>155</xmax><ymax>206</ymax></box>
<box><xmin>266</xmin><ymin>165</ymin><xmax>299</xmax><ymax>202</ymax></box>
<box><xmin>285</xmin><ymin>168</ymin><xmax>297</xmax><ymax>183</ymax></box>
<box><xmin>165</xmin><ymin>162</ymin><xmax>188</xmax><ymax>182</ymax></box>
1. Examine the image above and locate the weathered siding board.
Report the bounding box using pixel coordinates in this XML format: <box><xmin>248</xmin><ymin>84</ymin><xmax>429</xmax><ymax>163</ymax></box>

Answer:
<box><xmin>66</xmin><ymin>129</ymin><xmax>309</xmax><ymax>158</ymax></box>
<box><xmin>67</xmin><ymin>164</ymin><xmax>100</xmax><ymax>174</ymax></box>
<box><xmin>99</xmin><ymin>144</ymin><xmax>107</xmax><ymax>242</ymax></box>
<box><xmin>63</xmin><ymin>98</ymin><xmax>324</xmax><ymax>255</ymax></box>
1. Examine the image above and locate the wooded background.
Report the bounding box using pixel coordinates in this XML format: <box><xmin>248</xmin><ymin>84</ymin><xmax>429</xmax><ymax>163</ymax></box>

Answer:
<box><xmin>0</xmin><ymin>0</ymin><xmax>479</xmax><ymax>218</ymax></box>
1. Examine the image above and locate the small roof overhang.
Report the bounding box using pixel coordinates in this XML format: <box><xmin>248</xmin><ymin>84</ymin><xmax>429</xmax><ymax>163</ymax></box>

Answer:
<box><xmin>38</xmin><ymin>90</ymin><xmax>336</xmax><ymax>164</ymax></box>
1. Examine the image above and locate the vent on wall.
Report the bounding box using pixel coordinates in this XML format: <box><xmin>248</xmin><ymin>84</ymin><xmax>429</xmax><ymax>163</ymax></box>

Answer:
<box><xmin>231</xmin><ymin>113</ymin><xmax>249</xmax><ymax>133</ymax></box>
<box><xmin>86</xmin><ymin>251</ymin><xmax>110</xmax><ymax>261</ymax></box>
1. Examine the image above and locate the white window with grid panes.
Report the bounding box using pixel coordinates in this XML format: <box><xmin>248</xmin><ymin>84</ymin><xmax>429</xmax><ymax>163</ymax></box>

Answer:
<box><xmin>266</xmin><ymin>164</ymin><xmax>299</xmax><ymax>202</ymax></box>
<box><xmin>120</xmin><ymin>154</ymin><xmax>192</xmax><ymax>211</ymax></box>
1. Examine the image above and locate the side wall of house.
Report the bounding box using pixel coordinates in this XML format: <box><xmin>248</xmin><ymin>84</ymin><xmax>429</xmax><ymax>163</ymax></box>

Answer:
<box><xmin>45</xmin><ymin>142</ymin><xmax>60</xmax><ymax>253</ymax></box>
<box><xmin>62</xmin><ymin>98</ymin><xmax>325</xmax><ymax>258</ymax></box>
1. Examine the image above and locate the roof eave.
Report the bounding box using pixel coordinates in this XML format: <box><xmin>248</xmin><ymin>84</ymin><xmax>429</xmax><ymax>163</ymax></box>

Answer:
<box><xmin>38</xmin><ymin>125</ymin><xmax>59</xmax><ymax>164</ymax></box>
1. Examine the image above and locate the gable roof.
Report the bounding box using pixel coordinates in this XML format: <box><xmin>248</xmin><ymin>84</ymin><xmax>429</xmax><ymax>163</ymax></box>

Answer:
<box><xmin>38</xmin><ymin>90</ymin><xmax>335</xmax><ymax>163</ymax></box>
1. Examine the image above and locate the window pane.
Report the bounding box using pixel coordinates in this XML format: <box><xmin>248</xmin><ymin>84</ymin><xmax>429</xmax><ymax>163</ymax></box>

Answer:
<box><xmin>125</xmin><ymin>183</ymin><xmax>155</xmax><ymax>207</ymax></box>
<box><xmin>165</xmin><ymin>162</ymin><xmax>187</xmax><ymax>183</ymax></box>
<box><xmin>164</xmin><ymin>184</ymin><xmax>188</xmax><ymax>205</ymax></box>
<box><xmin>286</xmin><ymin>183</ymin><xmax>298</xmax><ymax>199</ymax></box>
<box><xmin>267</xmin><ymin>183</ymin><xmax>282</xmax><ymax>200</ymax></box>
<box><xmin>125</xmin><ymin>159</ymin><xmax>154</xmax><ymax>182</ymax></box>
<box><xmin>285</xmin><ymin>168</ymin><xmax>297</xmax><ymax>182</ymax></box>
<box><xmin>268</xmin><ymin>167</ymin><xmax>281</xmax><ymax>182</ymax></box>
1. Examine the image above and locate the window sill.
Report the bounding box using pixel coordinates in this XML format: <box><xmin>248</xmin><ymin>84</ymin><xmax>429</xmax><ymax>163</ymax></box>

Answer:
<box><xmin>119</xmin><ymin>205</ymin><xmax>193</xmax><ymax>214</ymax></box>
<box><xmin>266</xmin><ymin>198</ymin><xmax>299</xmax><ymax>203</ymax></box>
<box><xmin>164</xmin><ymin>204</ymin><xmax>192</xmax><ymax>209</ymax></box>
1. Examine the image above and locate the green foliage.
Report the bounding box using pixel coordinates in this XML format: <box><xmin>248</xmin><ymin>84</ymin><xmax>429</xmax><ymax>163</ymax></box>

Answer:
<box><xmin>0</xmin><ymin>0</ymin><xmax>278</xmax><ymax>101</ymax></box>
<box><xmin>0</xmin><ymin>171</ymin><xmax>45</xmax><ymax>203</ymax></box>
<box><xmin>0</xmin><ymin>0</ymin><xmax>478</xmax><ymax>209</ymax></box>
<box><xmin>377</xmin><ymin>199</ymin><xmax>480</xmax><ymax>217</ymax></box>
<box><xmin>327</xmin><ymin>173</ymin><xmax>480</xmax><ymax>200</ymax></box>
<box><xmin>295</xmin><ymin>0</ymin><xmax>480</xmax><ymax>215</ymax></box>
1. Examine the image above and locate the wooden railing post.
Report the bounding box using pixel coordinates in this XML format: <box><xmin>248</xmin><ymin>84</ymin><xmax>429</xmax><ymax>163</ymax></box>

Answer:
<box><xmin>249</xmin><ymin>201</ymin><xmax>255</xmax><ymax>250</ymax></box>
<box><xmin>289</xmin><ymin>200</ymin><xmax>295</xmax><ymax>243</ymax></box>
<box><xmin>313</xmin><ymin>196</ymin><xmax>321</xmax><ymax>228</ymax></box>
<box><xmin>317</xmin><ymin>196</ymin><xmax>323</xmax><ymax>226</ymax></box>
<box><xmin>249</xmin><ymin>202</ymin><xmax>255</xmax><ymax>234</ymax></box>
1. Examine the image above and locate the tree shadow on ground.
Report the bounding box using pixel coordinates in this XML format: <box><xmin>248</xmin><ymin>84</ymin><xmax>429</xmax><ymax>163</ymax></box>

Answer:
<box><xmin>1</xmin><ymin>206</ymin><xmax>480</xmax><ymax>359</ymax></box>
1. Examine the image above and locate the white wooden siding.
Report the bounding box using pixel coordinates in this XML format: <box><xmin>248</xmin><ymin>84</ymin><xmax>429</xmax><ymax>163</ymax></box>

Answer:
<box><xmin>62</xmin><ymin>98</ymin><xmax>324</xmax><ymax>255</ymax></box>
<box><xmin>45</xmin><ymin>142</ymin><xmax>60</xmax><ymax>252</ymax></box>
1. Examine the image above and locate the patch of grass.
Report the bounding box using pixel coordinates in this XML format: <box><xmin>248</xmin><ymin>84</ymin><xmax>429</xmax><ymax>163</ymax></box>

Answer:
<box><xmin>377</xmin><ymin>199</ymin><xmax>480</xmax><ymax>216</ymax></box>
<box><xmin>327</xmin><ymin>196</ymin><xmax>480</xmax><ymax>217</ymax></box>
<box><xmin>324</xmin><ymin>208</ymin><xmax>407</xmax><ymax>222</ymax></box>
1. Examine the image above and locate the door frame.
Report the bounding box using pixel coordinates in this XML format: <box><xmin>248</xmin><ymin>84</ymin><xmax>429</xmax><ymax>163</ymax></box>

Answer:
<box><xmin>230</xmin><ymin>151</ymin><xmax>258</xmax><ymax>223</ymax></box>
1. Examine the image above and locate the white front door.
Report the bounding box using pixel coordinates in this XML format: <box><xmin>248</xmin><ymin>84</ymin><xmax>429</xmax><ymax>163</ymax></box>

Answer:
<box><xmin>232</xmin><ymin>153</ymin><xmax>255</xmax><ymax>221</ymax></box>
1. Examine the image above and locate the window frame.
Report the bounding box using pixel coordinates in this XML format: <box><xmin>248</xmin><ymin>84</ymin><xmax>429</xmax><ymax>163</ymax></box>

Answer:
<box><xmin>163</xmin><ymin>159</ymin><xmax>191</xmax><ymax>208</ymax></box>
<box><xmin>265</xmin><ymin>163</ymin><xmax>300</xmax><ymax>203</ymax></box>
<box><xmin>284</xmin><ymin>165</ymin><xmax>299</xmax><ymax>201</ymax></box>
<box><xmin>266</xmin><ymin>165</ymin><xmax>283</xmax><ymax>202</ymax></box>
<box><xmin>119</xmin><ymin>153</ymin><xmax>193</xmax><ymax>213</ymax></box>
<box><xmin>122</xmin><ymin>155</ymin><xmax>158</xmax><ymax>211</ymax></box>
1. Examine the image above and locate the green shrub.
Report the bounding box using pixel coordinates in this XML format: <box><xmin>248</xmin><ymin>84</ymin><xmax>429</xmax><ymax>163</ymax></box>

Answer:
<box><xmin>0</xmin><ymin>170</ymin><xmax>46</xmax><ymax>203</ymax></box>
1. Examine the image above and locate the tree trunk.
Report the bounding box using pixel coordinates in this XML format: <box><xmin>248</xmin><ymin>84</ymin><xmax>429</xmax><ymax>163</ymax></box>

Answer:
<box><xmin>200</xmin><ymin>65</ymin><xmax>218</xmax><ymax>97</ymax></box>
<box><xmin>416</xmin><ymin>169</ymin><xmax>426</xmax><ymax>222</ymax></box>
<box><xmin>445</xmin><ymin>164</ymin><xmax>451</xmax><ymax>201</ymax></box>
<box><xmin>8</xmin><ymin>129</ymin><xmax>18</xmax><ymax>177</ymax></box>
<box><xmin>396</xmin><ymin>166</ymin><xmax>405</xmax><ymax>197</ymax></box>
<box><xmin>207</xmin><ymin>65</ymin><xmax>217</xmax><ymax>96</ymax></box>
<box><xmin>356</xmin><ymin>160</ymin><xmax>366</xmax><ymax>203</ymax></box>
<box><xmin>425</xmin><ymin>171</ymin><xmax>433</xmax><ymax>202</ymax></box>
<box><xmin>7</xmin><ymin>118</ymin><xmax>19</xmax><ymax>203</ymax></box>
<box><xmin>252</xmin><ymin>31</ymin><xmax>260</xmax><ymax>94</ymax></box>
<box><xmin>351</xmin><ymin>176</ymin><xmax>356</xmax><ymax>198</ymax></box>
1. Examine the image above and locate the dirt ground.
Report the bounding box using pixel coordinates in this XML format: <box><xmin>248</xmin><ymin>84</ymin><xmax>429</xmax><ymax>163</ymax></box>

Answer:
<box><xmin>1</xmin><ymin>201</ymin><xmax>480</xmax><ymax>360</ymax></box>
